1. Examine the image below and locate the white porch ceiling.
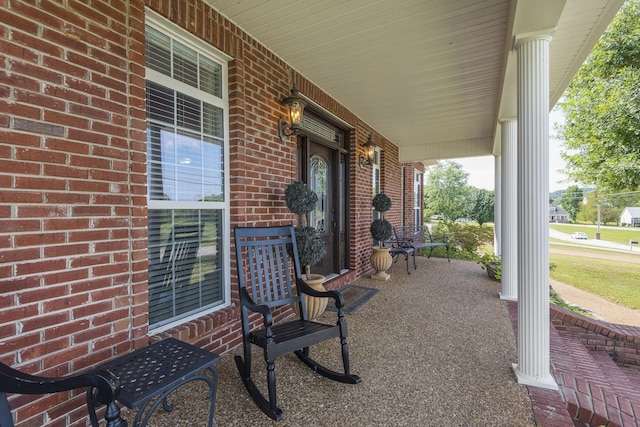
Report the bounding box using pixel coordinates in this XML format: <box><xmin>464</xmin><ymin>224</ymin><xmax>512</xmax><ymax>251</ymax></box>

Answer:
<box><xmin>205</xmin><ymin>0</ymin><xmax>623</xmax><ymax>163</ymax></box>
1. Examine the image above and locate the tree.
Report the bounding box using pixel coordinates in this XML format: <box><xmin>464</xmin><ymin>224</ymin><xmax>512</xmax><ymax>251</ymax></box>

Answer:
<box><xmin>558</xmin><ymin>0</ymin><xmax>640</xmax><ymax>192</ymax></box>
<box><xmin>601</xmin><ymin>204</ymin><xmax>622</xmax><ymax>225</ymax></box>
<box><xmin>424</xmin><ymin>161</ymin><xmax>471</xmax><ymax>221</ymax></box>
<box><xmin>578</xmin><ymin>191</ymin><xmax>624</xmax><ymax>225</ymax></box>
<box><xmin>468</xmin><ymin>188</ymin><xmax>494</xmax><ymax>226</ymax></box>
<box><xmin>558</xmin><ymin>185</ymin><xmax>583</xmax><ymax>223</ymax></box>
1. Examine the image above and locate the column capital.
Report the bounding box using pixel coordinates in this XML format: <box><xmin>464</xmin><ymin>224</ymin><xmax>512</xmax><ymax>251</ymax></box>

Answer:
<box><xmin>512</xmin><ymin>28</ymin><xmax>555</xmax><ymax>50</ymax></box>
<box><xmin>499</xmin><ymin>117</ymin><xmax>517</xmax><ymax>124</ymax></box>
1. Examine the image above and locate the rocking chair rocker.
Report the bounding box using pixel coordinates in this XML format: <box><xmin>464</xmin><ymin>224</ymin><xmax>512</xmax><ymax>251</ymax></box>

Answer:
<box><xmin>233</xmin><ymin>226</ymin><xmax>361</xmax><ymax>421</ymax></box>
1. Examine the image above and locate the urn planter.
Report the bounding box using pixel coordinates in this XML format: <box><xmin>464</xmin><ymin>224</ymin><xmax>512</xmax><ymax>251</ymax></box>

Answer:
<box><xmin>370</xmin><ymin>246</ymin><xmax>393</xmax><ymax>281</ymax></box>
<box><xmin>291</xmin><ymin>274</ymin><xmax>328</xmax><ymax>320</ymax></box>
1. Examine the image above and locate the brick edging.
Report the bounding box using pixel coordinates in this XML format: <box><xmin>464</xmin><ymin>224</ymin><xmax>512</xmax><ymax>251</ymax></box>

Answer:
<box><xmin>550</xmin><ymin>305</ymin><xmax>640</xmax><ymax>368</ymax></box>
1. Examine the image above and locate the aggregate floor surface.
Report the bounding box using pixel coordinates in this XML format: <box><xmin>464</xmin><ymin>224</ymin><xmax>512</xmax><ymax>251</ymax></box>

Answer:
<box><xmin>126</xmin><ymin>257</ymin><xmax>538</xmax><ymax>426</ymax></box>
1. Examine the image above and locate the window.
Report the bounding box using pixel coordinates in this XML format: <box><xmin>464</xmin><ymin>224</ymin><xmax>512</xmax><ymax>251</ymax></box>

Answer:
<box><xmin>372</xmin><ymin>147</ymin><xmax>381</xmax><ymax>221</ymax></box>
<box><xmin>309</xmin><ymin>155</ymin><xmax>328</xmax><ymax>233</ymax></box>
<box><xmin>145</xmin><ymin>14</ymin><xmax>230</xmax><ymax>331</ymax></box>
<box><xmin>414</xmin><ymin>170</ymin><xmax>423</xmax><ymax>226</ymax></box>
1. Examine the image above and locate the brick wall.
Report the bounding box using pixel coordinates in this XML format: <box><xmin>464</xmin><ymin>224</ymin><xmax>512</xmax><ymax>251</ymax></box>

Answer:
<box><xmin>0</xmin><ymin>1</ymin><xmax>147</xmax><ymax>425</ymax></box>
<box><xmin>0</xmin><ymin>0</ymin><xmax>405</xmax><ymax>425</ymax></box>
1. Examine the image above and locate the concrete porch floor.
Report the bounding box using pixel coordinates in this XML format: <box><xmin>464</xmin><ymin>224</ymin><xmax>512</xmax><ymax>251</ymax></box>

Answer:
<box><xmin>128</xmin><ymin>256</ymin><xmax>640</xmax><ymax>426</ymax></box>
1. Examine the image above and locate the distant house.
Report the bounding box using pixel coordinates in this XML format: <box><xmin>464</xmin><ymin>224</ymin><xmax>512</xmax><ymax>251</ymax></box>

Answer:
<box><xmin>620</xmin><ymin>207</ymin><xmax>640</xmax><ymax>227</ymax></box>
<box><xmin>549</xmin><ymin>205</ymin><xmax>569</xmax><ymax>223</ymax></box>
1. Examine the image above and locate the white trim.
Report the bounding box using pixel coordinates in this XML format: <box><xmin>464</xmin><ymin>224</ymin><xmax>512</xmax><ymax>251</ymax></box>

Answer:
<box><xmin>298</xmin><ymin>92</ymin><xmax>354</xmax><ymax>130</ymax></box>
<box><xmin>413</xmin><ymin>169</ymin><xmax>422</xmax><ymax>226</ymax></box>
<box><xmin>147</xmin><ymin>69</ymin><xmax>227</xmax><ymax>110</ymax></box>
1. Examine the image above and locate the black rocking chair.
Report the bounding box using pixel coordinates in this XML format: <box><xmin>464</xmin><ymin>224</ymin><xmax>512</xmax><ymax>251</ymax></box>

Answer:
<box><xmin>233</xmin><ymin>225</ymin><xmax>361</xmax><ymax>421</ymax></box>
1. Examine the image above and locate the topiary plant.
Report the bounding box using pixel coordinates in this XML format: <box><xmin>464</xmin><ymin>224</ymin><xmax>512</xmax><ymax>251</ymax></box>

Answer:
<box><xmin>285</xmin><ymin>181</ymin><xmax>318</xmax><ymax>216</ymax></box>
<box><xmin>370</xmin><ymin>219</ymin><xmax>392</xmax><ymax>243</ymax></box>
<box><xmin>284</xmin><ymin>181</ymin><xmax>326</xmax><ymax>278</ymax></box>
<box><xmin>370</xmin><ymin>193</ymin><xmax>393</xmax><ymax>247</ymax></box>
<box><xmin>372</xmin><ymin>193</ymin><xmax>392</xmax><ymax>213</ymax></box>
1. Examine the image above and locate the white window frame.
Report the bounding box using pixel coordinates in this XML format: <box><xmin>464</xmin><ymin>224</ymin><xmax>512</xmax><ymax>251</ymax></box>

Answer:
<box><xmin>414</xmin><ymin>169</ymin><xmax>422</xmax><ymax>226</ymax></box>
<box><xmin>372</xmin><ymin>147</ymin><xmax>382</xmax><ymax>220</ymax></box>
<box><xmin>145</xmin><ymin>9</ymin><xmax>231</xmax><ymax>334</ymax></box>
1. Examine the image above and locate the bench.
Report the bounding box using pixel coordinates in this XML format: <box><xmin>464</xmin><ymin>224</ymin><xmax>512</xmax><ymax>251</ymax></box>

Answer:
<box><xmin>1</xmin><ymin>338</ymin><xmax>220</xmax><ymax>427</ymax></box>
<box><xmin>394</xmin><ymin>224</ymin><xmax>450</xmax><ymax>262</ymax></box>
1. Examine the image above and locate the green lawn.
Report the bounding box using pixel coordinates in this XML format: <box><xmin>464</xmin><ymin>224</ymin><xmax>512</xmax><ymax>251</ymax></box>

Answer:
<box><xmin>549</xmin><ymin>244</ymin><xmax>640</xmax><ymax>310</ymax></box>
<box><xmin>550</xmin><ymin>223</ymin><xmax>640</xmax><ymax>245</ymax></box>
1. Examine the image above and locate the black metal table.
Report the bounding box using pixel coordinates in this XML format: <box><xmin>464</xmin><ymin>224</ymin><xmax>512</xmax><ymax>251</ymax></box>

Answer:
<box><xmin>87</xmin><ymin>338</ymin><xmax>221</xmax><ymax>427</ymax></box>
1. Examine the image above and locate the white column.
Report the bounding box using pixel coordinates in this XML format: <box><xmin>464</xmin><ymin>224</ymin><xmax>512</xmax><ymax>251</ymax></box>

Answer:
<box><xmin>500</xmin><ymin>119</ymin><xmax>517</xmax><ymax>301</ymax></box>
<box><xmin>513</xmin><ymin>32</ymin><xmax>558</xmax><ymax>390</ymax></box>
<box><xmin>493</xmin><ymin>155</ymin><xmax>502</xmax><ymax>256</ymax></box>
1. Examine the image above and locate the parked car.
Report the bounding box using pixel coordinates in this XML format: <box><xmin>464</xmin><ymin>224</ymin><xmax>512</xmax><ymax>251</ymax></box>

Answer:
<box><xmin>455</xmin><ymin>218</ymin><xmax>474</xmax><ymax>223</ymax></box>
<box><xmin>571</xmin><ymin>232</ymin><xmax>588</xmax><ymax>240</ymax></box>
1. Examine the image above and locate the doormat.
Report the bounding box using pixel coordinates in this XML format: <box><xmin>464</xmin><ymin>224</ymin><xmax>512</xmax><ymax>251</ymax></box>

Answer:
<box><xmin>326</xmin><ymin>284</ymin><xmax>379</xmax><ymax>314</ymax></box>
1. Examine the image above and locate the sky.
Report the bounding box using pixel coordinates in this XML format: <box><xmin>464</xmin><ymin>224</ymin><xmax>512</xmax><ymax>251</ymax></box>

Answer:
<box><xmin>451</xmin><ymin>109</ymin><xmax>574</xmax><ymax>193</ymax></box>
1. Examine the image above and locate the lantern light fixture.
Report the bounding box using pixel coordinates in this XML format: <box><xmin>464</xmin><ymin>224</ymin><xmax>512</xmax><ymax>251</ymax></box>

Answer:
<box><xmin>360</xmin><ymin>134</ymin><xmax>378</xmax><ymax>168</ymax></box>
<box><xmin>278</xmin><ymin>84</ymin><xmax>307</xmax><ymax>142</ymax></box>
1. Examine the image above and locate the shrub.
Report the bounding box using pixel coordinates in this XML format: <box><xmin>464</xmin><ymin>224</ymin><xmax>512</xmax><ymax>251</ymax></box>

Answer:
<box><xmin>431</xmin><ymin>222</ymin><xmax>494</xmax><ymax>257</ymax></box>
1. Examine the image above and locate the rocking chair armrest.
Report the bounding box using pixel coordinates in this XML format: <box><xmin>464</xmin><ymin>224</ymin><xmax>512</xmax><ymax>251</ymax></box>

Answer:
<box><xmin>296</xmin><ymin>278</ymin><xmax>345</xmax><ymax>309</ymax></box>
<box><xmin>0</xmin><ymin>363</ymin><xmax>120</xmax><ymax>401</ymax></box>
<box><xmin>88</xmin><ymin>370</ymin><xmax>122</xmax><ymax>405</ymax></box>
<box><xmin>238</xmin><ymin>287</ymin><xmax>273</xmax><ymax>327</ymax></box>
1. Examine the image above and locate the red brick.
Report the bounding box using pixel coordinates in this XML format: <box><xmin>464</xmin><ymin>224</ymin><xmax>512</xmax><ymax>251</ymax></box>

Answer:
<box><xmin>42</xmin><ymin>83</ymin><xmax>89</xmax><ymax>105</ymax></box>
<box><xmin>14</xmin><ymin>176</ymin><xmax>67</xmax><ymax>191</ymax></box>
<box><xmin>42</xmin><ymin>218</ymin><xmax>90</xmax><ymax>231</ymax></box>
<box><xmin>21</xmin><ymin>312</ymin><xmax>70</xmax><ymax>334</ymax></box>
<box><xmin>17</xmin><ymin>284</ymin><xmax>69</xmax><ymax>304</ymax></box>
<box><xmin>16</xmin><ymin>205</ymin><xmax>67</xmax><ymax>218</ymax></box>
<box><xmin>70</xmin><ymin>347</ymin><xmax>113</xmax><ymax>371</ymax></box>
<box><xmin>16</xmin><ymin>258</ymin><xmax>67</xmax><ymax>275</ymax></box>
<box><xmin>11</xmin><ymin>61</ymin><xmax>63</xmax><ymax>85</ymax></box>
<box><xmin>13</xmin><ymin>89</ymin><xmax>66</xmax><ymax>112</ymax></box>
<box><xmin>43</xmin><ymin>109</ymin><xmax>90</xmax><ymax>129</ymax></box>
<box><xmin>18</xmin><ymin>337</ymin><xmax>70</xmax><ymax>363</ymax></box>
<box><xmin>44</xmin><ymin>192</ymin><xmax>91</xmax><ymax>205</ymax></box>
<box><xmin>43</xmin><ymin>243</ymin><xmax>92</xmax><ymax>258</ymax></box>
<box><xmin>0</xmin><ymin>247</ymin><xmax>40</xmax><ymax>263</ymax></box>
<box><xmin>68</xmin><ymin>179</ymin><xmax>110</xmax><ymax>193</ymax></box>
<box><xmin>41</xmin><ymin>344</ymin><xmax>91</xmax><ymax>371</ymax></box>
<box><xmin>43</xmin><ymin>319</ymin><xmax>90</xmax><ymax>341</ymax></box>
<box><xmin>0</xmin><ymin>332</ymin><xmax>40</xmax><ymax>354</ymax></box>
<box><xmin>72</xmin><ymin>324</ymin><xmax>111</xmax><ymax>346</ymax></box>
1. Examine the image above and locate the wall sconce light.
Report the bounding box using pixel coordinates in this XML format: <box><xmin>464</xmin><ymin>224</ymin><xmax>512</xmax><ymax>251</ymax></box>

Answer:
<box><xmin>359</xmin><ymin>135</ymin><xmax>378</xmax><ymax>168</ymax></box>
<box><xmin>278</xmin><ymin>84</ymin><xmax>307</xmax><ymax>142</ymax></box>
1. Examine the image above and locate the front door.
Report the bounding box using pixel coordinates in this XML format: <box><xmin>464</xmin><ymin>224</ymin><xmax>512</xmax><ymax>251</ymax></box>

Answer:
<box><xmin>308</xmin><ymin>142</ymin><xmax>335</xmax><ymax>277</ymax></box>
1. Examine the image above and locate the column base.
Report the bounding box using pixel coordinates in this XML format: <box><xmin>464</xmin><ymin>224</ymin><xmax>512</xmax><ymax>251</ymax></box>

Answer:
<box><xmin>499</xmin><ymin>292</ymin><xmax>517</xmax><ymax>301</ymax></box>
<box><xmin>512</xmin><ymin>363</ymin><xmax>558</xmax><ymax>390</ymax></box>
